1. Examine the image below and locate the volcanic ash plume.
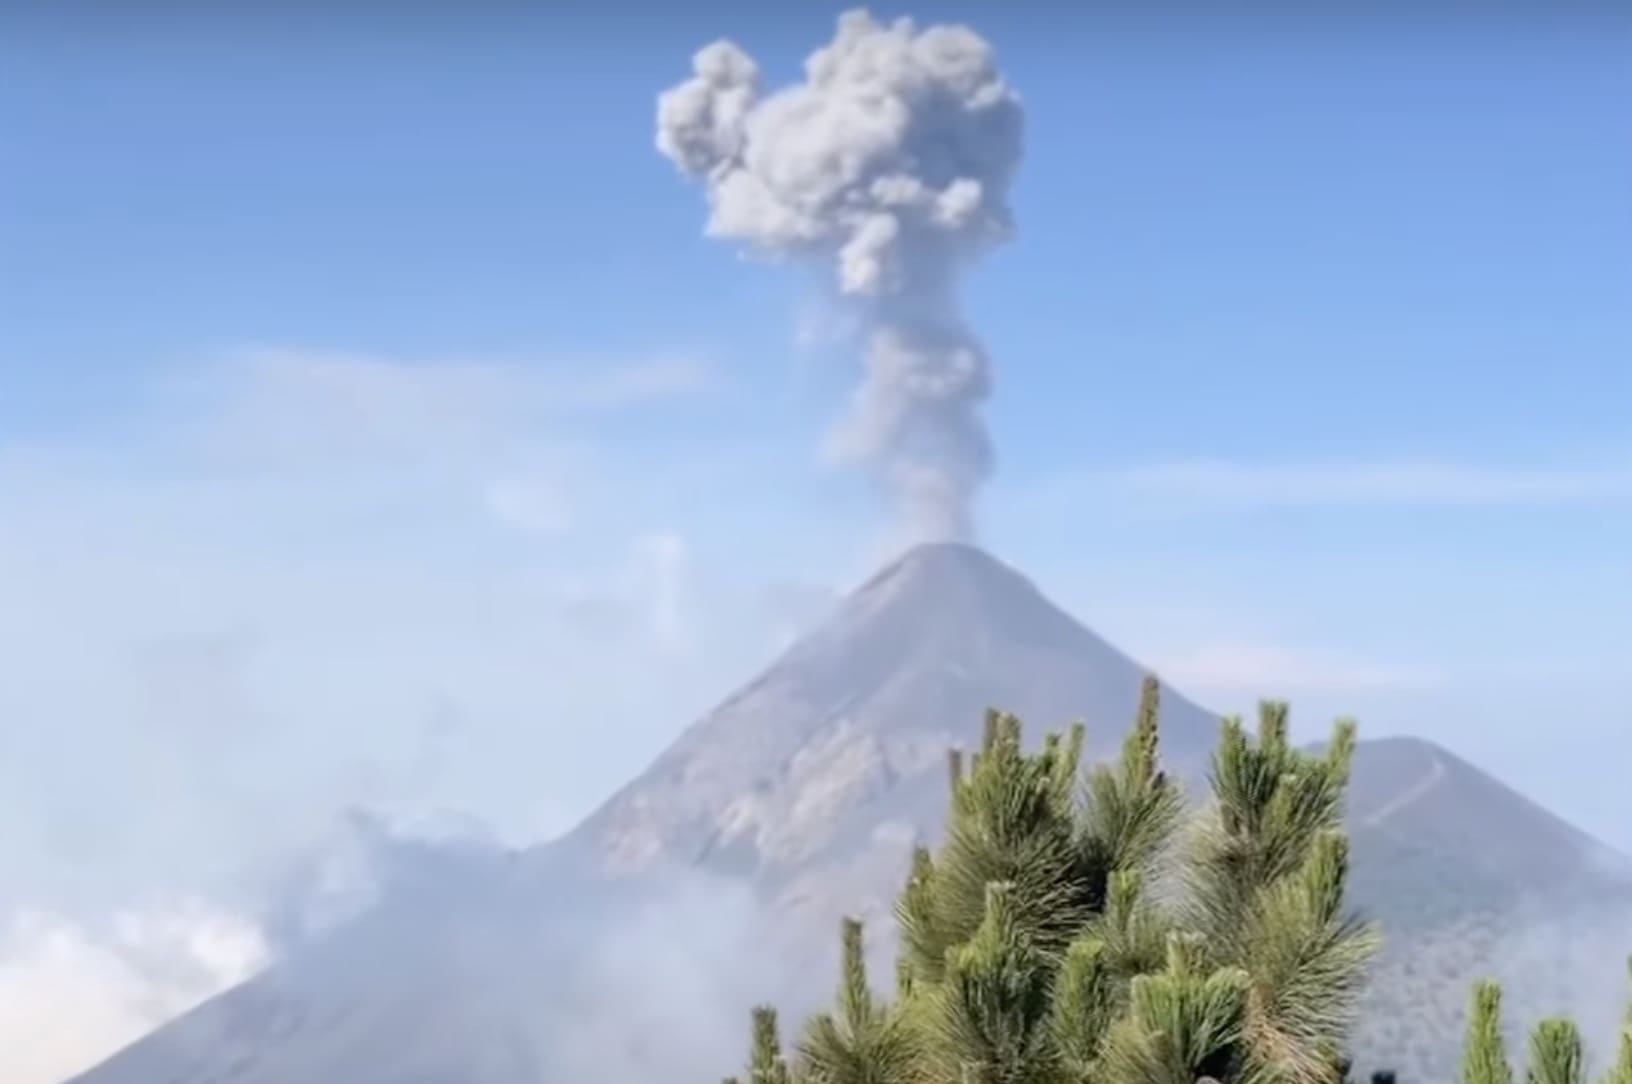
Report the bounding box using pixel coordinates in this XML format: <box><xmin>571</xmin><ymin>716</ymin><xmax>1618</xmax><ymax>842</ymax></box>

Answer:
<box><xmin>657</xmin><ymin>9</ymin><xmax>1024</xmax><ymax>543</ymax></box>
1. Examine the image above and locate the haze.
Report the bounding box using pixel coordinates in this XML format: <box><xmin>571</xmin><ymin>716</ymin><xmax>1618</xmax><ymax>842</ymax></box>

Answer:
<box><xmin>1</xmin><ymin>3</ymin><xmax>1628</xmax><ymax>1082</ymax></box>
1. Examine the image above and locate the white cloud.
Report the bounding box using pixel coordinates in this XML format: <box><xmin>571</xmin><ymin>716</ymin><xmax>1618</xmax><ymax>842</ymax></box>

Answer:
<box><xmin>0</xmin><ymin>899</ymin><xmax>267</xmax><ymax>1084</ymax></box>
<box><xmin>1035</xmin><ymin>457</ymin><xmax>1632</xmax><ymax>510</ymax></box>
<box><xmin>1154</xmin><ymin>641</ymin><xmax>1441</xmax><ymax>698</ymax></box>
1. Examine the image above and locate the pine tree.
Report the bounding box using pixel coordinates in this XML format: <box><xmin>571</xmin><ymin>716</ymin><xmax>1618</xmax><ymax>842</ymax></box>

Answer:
<box><xmin>1461</xmin><ymin>979</ymin><xmax>1513</xmax><ymax>1084</ymax></box>
<box><xmin>1527</xmin><ymin>1020</ymin><xmax>1585</xmax><ymax>1084</ymax></box>
<box><xmin>1458</xmin><ymin>966</ymin><xmax>1632</xmax><ymax>1084</ymax></box>
<box><xmin>1604</xmin><ymin>958</ymin><xmax>1632</xmax><ymax>1084</ymax></box>
<box><xmin>1094</xmin><ymin>932</ymin><xmax>1251</xmax><ymax>1084</ymax></box>
<box><xmin>798</xmin><ymin>918</ymin><xmax>916</xmax><ymax>1084</ymax></box>
<box><xmin>729</xmin><ymin>677</ymin><xmax>1381</xmax><ymax>1084</ymax></box>
<box><xmin>1182</xmin><ymin>705</ymin><xmax>1374</xmax><ymax>1084</ymax></box>
<box><xmin>725</xmin><ymin>1005</ymin><xmax>791</xmax><ymax>1084</ymax></box>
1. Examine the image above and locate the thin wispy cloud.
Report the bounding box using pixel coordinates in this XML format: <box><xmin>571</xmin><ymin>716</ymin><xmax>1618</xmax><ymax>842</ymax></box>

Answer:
<box><xmin>0</xmin><ymin>347</ymin><xmax>727</xmax><ymax>552</ymax></box>
<box><xmin>153</xmin><ymin>348</ymin><xmax>715</xmax><ymax>472</ymax></box>
<box><xmin>234</xmin><ymin>347</ymin><xmax>715</xmax><ymax>412</ymax></box>
<box><xmin>1096</xmin><ymin>458</ymin><xmax>1632</xmax><ymax>508</ymax></box>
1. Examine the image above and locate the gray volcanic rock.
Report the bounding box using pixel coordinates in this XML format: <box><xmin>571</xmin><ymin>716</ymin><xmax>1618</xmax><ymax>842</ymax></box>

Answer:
<box><xmin>561</xmin><ymin>542</ymin><xmax>1219</xmax><ymax>875</ymax></box>
<box><xmin>66</xmin><ymin>544</ymin><xmax>1632</xmax><ymax>1084</ymax></box>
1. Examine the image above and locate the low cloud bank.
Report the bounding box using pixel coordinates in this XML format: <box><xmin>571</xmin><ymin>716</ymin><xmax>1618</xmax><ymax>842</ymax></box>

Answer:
<box><xmin>0</xmin><ymin>898</ymin><xmax>267</xmax><ymax>1084</ymax></box>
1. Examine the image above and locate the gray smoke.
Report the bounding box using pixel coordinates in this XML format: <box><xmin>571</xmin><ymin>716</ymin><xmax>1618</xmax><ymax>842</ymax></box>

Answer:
<box><xmin>657</xmin><ymin>9</ymin><xmax>1024</xmax><ymax>542</ymax></box>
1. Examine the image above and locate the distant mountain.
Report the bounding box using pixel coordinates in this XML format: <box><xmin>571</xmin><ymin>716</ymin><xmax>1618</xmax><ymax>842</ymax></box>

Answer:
<box><xmin>68</xmin><ymin>544</ymin><xmax>1632</xmax><ymax>1084</ymax></box>
<box><xmin>1342</xmin><ymin>735</ymin><xmax>1632</xmax><ymax>1076</ymax></box>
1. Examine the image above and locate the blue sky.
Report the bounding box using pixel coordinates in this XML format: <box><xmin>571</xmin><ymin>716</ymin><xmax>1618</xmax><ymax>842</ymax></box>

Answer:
<box><xmin>0</xmin><ymin>2</ymin><xmax>1628</xmax><ymax>1075</ymax></box>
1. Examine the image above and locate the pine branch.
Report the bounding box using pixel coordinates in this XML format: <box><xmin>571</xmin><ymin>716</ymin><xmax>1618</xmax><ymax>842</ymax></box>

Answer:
<box><xmin>1462</xmin><ymin>981</ymin><xmax>1514</xmax><ymax>1084</ymax></box>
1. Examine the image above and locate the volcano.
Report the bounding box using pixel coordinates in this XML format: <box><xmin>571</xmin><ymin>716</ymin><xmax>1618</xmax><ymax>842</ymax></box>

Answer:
<box><xmin>68</xmin><ymin>544</ymin><xmax>1632</xmax><ymax>1084</ymax></box>
<box><xmin>553</xmin><ymin>542</ymin><xmax>1218</xmax><ymax>880</ymax></box>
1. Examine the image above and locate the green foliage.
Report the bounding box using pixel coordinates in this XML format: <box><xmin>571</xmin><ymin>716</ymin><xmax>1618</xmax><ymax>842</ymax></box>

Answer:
<box><xmin>1461</xmin><ymin>981</ymin><xmax>1513</xmax><ymax>1084</ymax></box>
<box><xmin>721</xmin><ymin>678</ymin><xmax>1383</xmax><ymax>1084</ymax></box>
<box><xmin>798</xmin><ymin>919</ymin><xmax>917</xmax><ymax>1084</ymax></box>
<box><xmin>1604</xmin><ymin>958</ymin><xmax>1632</xmax><ymax>1084</ymax></box>
<box><xmin>740</xmin><ymin>1005</ymin><xmax>792</xmax><ymax>1084</ymax></box>
<box><xmin>1527</xmin><ymin>1019</ymin><xmax>1585</xmax><ymax>1084</ymax></box>
<box><xmin>1095</xmin><ymin>933</ymin><xmax>1251</xmax><ymax>1084</ymax></box>
<box><xmin>919</xmin><ymin>881</ymin><xmax>1058</xmax><ymax>1083</ymax></box>
<box><xmin>1457</xmin><ymin>963</ymin><xmax>1632</xmax><ymax>1084</ymax></box>
<box><xmin>1048</xmin><ymin>935</ymin><xmax>1117</xmax><ymax>1080</ymax></box>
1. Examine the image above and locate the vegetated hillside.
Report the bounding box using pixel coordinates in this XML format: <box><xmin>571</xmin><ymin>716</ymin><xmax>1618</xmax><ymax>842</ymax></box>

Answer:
<box><xmin>68</xmin><ymin>544</ymin><xmax>1632</xmax><ymax>1084</ymax></box>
